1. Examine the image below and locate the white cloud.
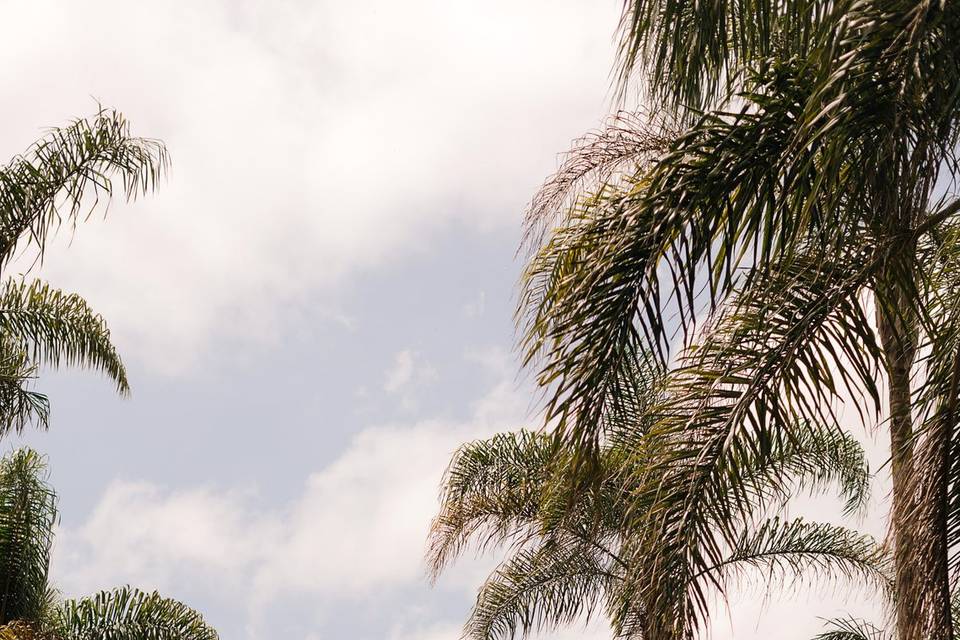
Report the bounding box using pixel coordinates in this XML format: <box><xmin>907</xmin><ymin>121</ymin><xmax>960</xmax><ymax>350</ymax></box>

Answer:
<box><xmin>385</xmin><ymin>348</ymin><xmax>438</xmax><ymax>390</ymax></box>
<box><xmin>462</xmin><ymin>291</ymin><xmax>486</xmax><ymax>318</ymax></box>
<box><xmin>252</xmin><ymin>418</ymin><xmax>488</xmax><ymax>599</ymax></box>
<box><xmin>383</xmin><ymin>349</ymin><xmax>439</xmax><ymax>410</ymax></box>
<box><xmin>52</xmin><ymin>375</ymin><xmax>533</xmax><ymax>637</ymax></box>
<box><xmin>463</xmin><ymin>345</ymin><xmax>516</xmax><ymax>379</ymax></box>
<box><xmin>53</xmin><ymin>483</ymin><xmax>278</xmax><ymax>597</ymax></box>
<box><xmin>0</xmin><ymin>0</ymin><xmax>619</xmax><ymax>371</ymax></box>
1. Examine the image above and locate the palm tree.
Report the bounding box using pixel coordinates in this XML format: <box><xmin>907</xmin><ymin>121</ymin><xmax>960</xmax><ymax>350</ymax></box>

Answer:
<box><xmin>429</xmin><ymin>410</ymin><xmax>888</xmax><ymax>638</ymax></box>
<box><xmin>518</xmin><ymin>3</ymin><xmax>960</xmax><ymax>639</ymax></box>
<box><xmin>0</xmin><ymin>107</ymin><xmax>167</xmax><ymax>432</ymax></box>
<box><xmin>0</xmin><ymin>448</ymin><xmax>217</xmax><ymax>640</ymax></box>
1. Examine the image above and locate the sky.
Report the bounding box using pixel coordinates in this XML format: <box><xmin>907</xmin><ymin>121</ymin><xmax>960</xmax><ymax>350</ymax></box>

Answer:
<box><xmin>0</xmin><ymin>2</ymin><xmax>888</xmax><ymax>639</ymax></box>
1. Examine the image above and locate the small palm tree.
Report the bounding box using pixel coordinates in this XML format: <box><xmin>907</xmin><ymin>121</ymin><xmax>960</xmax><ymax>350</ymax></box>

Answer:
<box><xmin>430</xmin><ymin>404</ymin><xmax>887</xmax><ymax>638</ymax></box>
<box><xmin>0</xmin><ymin>108</ymin><xmax>167</xmax><ymax>432</ymax></box>
<box><xmin>519</xmin><ymin>3</ymin><xmax>960</xmax><ymax>638</ymax></box>
<box><xmin>0</xmin><ymin>448</ymin><xmax>217</xmax><ymax>639</ymax></box>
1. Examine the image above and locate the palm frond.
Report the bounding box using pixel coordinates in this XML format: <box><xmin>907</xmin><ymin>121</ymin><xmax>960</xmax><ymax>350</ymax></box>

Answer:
<box><xmin>701</xmin><ymin>517</ymin><xmax>889</xmax><ymax>591</ymax></box>
<box><xmin>609</xmin><ymin>247</ymin><xmax>888</xmax><ymax>636</ymax></box>
<box><xmin>813</xmin><ymin>616</ymin><xmax>889</xmax><ymax>640</ymax></box>
<box><xmin>0</xmin><ymin>107</ymin><xmax>168</xmax><ymax>266</ymax></box>
<box><xmin>614</xmin><ymin>0</ymin><xmax>836</xmax><ymax>109</ymax></box>
<box><xmin>724</xmin><ymin>422</ymin><xmax>871</xmax><ymax>520</ymax></box>
<box><xmin>519</xmin><ymin>58</ymin><xmax>881</xmax><ymax>454</ymax></box>
<box><xmin>464</xmin><ymin>539</ymin><xmax>612</xmax><ymax>640</ymax></box>
<box><xmin>0</xmin><ymin>279</ymin><xmax>127</xmax><ymax>394</ymax></box>
<box><xmin>428</xmin><ymin>431</ymin><xmax>559</xmax><ymax>578</ymax></box>
<box><xmin>0</xmin><ymin>350</ymin><xmax>48</xmax><ymax>436</ymax></box>
<box><xmin>53</xmin><ymin>587</ymin><xmax>218</xmax><ymax>640</ymax></box>
<box><xmin>523</xmin><ymin>111</ymin><xmax>674</xmax><ymax>251</ymax></box>
<box><xmin>0</xmin><ymin>450</ymin><xmax>56</xmax><ymax>626</ymax></box>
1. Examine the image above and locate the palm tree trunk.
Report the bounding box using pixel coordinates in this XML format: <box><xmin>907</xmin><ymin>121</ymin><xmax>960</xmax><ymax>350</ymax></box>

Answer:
<box><xmin>878</xmin><ymin>287</ymin><xmax>954</xmax><ymax>640</ymax></box>
<box><xmin>880</xmin><ymin>298</ymin><xmax>921</xmax><ymax>640</ymax></box>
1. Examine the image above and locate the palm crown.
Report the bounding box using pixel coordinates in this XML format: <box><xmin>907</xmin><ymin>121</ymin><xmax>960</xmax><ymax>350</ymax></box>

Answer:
<box><xmin>430</xmin><ymin>364</ymin><xmax>888</xmax><ymax>639</ymax></box>
<box><xmin>518</xmin><ymin>2</ymin><xmax>960</xmax><ymax>639</ymax></box>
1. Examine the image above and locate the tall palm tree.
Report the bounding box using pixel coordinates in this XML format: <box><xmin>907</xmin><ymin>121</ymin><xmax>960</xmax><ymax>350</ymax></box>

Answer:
<box><xmin>430</xmin><ymin>375</ymin><xmax>888</xmax><ymax>638</ymax></box>
<box><xmin>518</xmin><ymin>3</ymin><xmax>960</xmax><ymax>639</ymax></box>
<box><xmin>0</xmin><ymin>448</ymin><xmax>217</xmax><ymax>639</ymax></box>
<box><xmin>0</xmin><ymin>107</ymin><xmax>167</xmax><ymax>432</ymax></box>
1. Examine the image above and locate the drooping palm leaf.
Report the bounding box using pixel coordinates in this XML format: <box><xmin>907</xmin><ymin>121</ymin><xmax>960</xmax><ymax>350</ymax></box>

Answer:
<box><xmin>0</xmin><ymin>107</ymin><xmax>168</xmax><ymax>267</ymax></box>
<box><xmin>615</xmin><ymin>0</ymin><xmax>836</xmax><ymax>109</ymax></box>
<box><xmin>464</xmin><ymin>538</ymin><xmax>613</xmax><ymax>640</ymax></box>
<box><xmin>519</xmin><ymin>59</ymin><xmax>885</xmax><ymax>455</ymax></box>
<box><xmin>700</xmin><ymin>517</ymin><xmax>889</xmax><ymax>591</ymax></box>
<box><xmin>0</xmin><ymin>280</ymin><xmax>127</xmax><ymax>394</ymax></box>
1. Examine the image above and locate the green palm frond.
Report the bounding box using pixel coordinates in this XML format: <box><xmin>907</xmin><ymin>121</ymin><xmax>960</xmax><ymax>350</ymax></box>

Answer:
<box><xmin>0</xmin><ymin>350</ymin><xmax>48</xmax><ymax>435</ymax></box>
<box><xmin>429</xmin><ymin>431</ymin><xmax>559</xmax><ymax>578</ymax></box>
<box><xmin>813</xmin><ymin>616</ymin><xmax>889</xmax><ymax>640</ymax></box>
<box><xmin>464</xmin><ymin>539</ymin><xmax>612</xmax><ymax>640</ymax></box>
<box><xmin>519</xmin><ymin>59</ymin><xmax>883</xmax><ymax>454</ymax></box>
<box><xmin>701</xmin><ymin>517</ymin><xmax>889</xmax><ymax>591</ymax></box>
<box><xmin>0</xmin><ymin>279</ymin><xmax>127</xmax><ymax>393</ymax></box>
<box><xmin>563</xmin><ymin>246</ymin><xmax>881</xmax><ymax>633</ymax></box>
<box><xmin>0</xmin><ymin>107</ymin><xmax>168</xmax><ymax>266</ymax></box>
<box><xmin>0</xmin><ymin>450</ymin><xmax>56</xmax><ymax>626</ymax></box>
<box><xmin>614</xmin><ymin>267</ymin><xmax>881</xmax><ymax>634</ymax></box>
<box><xmin>53</xmin><ymin>587</ymin><xmax>218</xmax><ymax>640</ymax></box>
<box><xmin>0</xmin><ymin>107</ymin><xmax>167</xmax><ymax>434</ymax></box>
<box><xmin>729</xmin><ymin>423</ymin><xmax>871</xmax><ymax>519</ymax></box>
<box><xmin>615</xmin><ymin>0</ymin><xmax>835</xmax><ymax>109</ymax></box>
<box><xmin>434</xmin><ymin>416</ymin><xmax>874</xmax><ymax>639</ymax></box>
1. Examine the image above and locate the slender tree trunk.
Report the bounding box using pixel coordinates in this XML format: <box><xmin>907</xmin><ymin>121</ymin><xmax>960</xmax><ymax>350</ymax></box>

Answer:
<box><xmin>879</xmin><ymin>283</ymin><xmax>954</xmax><ymax>640</ymax></box>
<box><xmin>879</xmin><ymin>291</ymin><xmax>920</xmax><ymax>640</ymax></box>
<box><xmin>915</xmin><ymin>345</ymin><xmax>958</xmax><ymax>640</ymax></box>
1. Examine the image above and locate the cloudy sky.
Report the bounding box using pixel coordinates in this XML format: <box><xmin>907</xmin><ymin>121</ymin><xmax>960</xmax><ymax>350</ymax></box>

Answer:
<box><xmin>0</xmin><ymin>2</ymin><xmax>887</xmax><ymax>639</ymax></box>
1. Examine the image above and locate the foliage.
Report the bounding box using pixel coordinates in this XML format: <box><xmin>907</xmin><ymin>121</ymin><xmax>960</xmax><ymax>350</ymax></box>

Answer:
<box><xmin>430</xmin><ymin>410</ymin><xmax>887</xmax><ymax>639</ymax></box>
<box><xmin>0</xmin><ymin>449</ymin><xmax>217</xmax><ymax>640</ymax></box>
<box><xmin>516</xmin><ymin>1</ymin><xmax>960</xmax><ymax>637</ymax></box>
<box><xmin>0</xmin><ymin>108</ymin><xmax>207</xmax><ymax>638</ymax></box>
<box><xmin>0</xmin><ymin>108</ymin><xmax>167</xmax><ymax>433</ymax></box>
